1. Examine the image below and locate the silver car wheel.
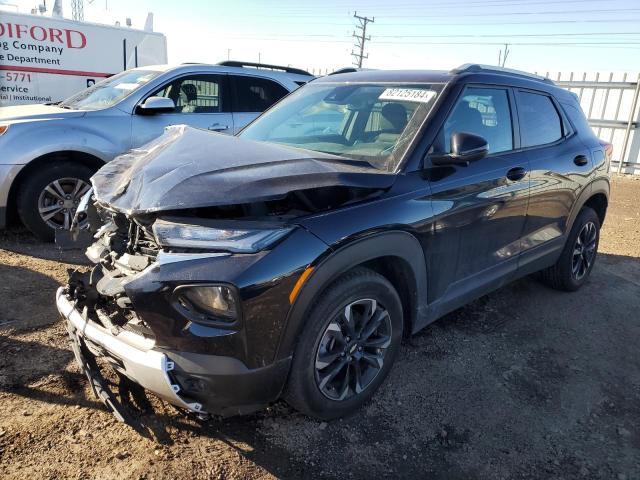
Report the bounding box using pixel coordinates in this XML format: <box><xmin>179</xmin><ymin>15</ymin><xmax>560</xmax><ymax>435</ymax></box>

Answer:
<box><xmin>37</xmin><ymin>177</ymin><xmax>91</xmax><ymax>230</ymax></box>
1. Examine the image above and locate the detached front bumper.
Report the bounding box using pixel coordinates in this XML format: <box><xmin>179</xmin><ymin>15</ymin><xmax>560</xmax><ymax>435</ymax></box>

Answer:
<box><xmin>57</xmin><ymin>286</ymin><xmax>292</xmax><ymax>418</ymax></box>
<box><xmin>56</xmin><ymin>287</ymin><xmax>204</xmax><ymax>417</ymax></box>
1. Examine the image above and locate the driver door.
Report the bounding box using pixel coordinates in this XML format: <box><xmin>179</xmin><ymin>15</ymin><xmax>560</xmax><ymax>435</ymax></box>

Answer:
<box><xmin>425</xmin><ymin>85</ymin><xmax>530</xmax><ymax>302</ymax></box>
<box><xmin>131</xmin><ymin>74</ymin><xmax>233</xmax><ymax>148</ymax></box>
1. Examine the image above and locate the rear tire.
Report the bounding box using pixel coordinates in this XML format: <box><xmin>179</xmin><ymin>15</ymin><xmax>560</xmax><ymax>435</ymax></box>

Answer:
<box><xmin>285</xmin><ymin>267</ymin><xmax>404</xmax><ymax>420</ymax></box>
<box><xmin>539</xmin><ymin>206</ymin><xmax>600</xmax><ymax>292</ymax></box>
<box><xmin>16</xmin><ymin>161</ymin><xmax>94</xmax><ymax>242</ymax></box>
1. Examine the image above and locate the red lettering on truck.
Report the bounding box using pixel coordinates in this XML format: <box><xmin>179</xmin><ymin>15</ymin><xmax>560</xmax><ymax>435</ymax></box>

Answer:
<box><xmin>30</xmin><ymin>26</ymin><xmax>47</xmax><ymax>41</ymax></box>
<box><xmin>65</xmin><ymin>30</ymin><xmax>86</xmax><ymax>49</ymax></box>
<box><xmin>15</xmin><ymin>24</ymin><xmax>27</xmax><ymax>38</ymax></box>
<box><xmin>48</xmin><ymin>28</ymin><xmax>63</xmax><ymax>44</ymax></box>
<box><xmin>0</xmin><ymin>22</ymin><xmax>87</xmax><ymax>49</ymax></box>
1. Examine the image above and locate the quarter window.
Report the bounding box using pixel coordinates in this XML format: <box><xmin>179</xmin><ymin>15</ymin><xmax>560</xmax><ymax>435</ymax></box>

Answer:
<box><xmin>233</xmin><ymin>76</ymin><xmax>288</xmax><ymax>112</ymax></box>
<box><xmin>440</xmin><ymin>87</ymin><xmax>513</xmax><ymax>154</ymax></box>
<box><xmin>518</xmin><ymin>91</ymin><xmax>563</xmax><ymax>147</ymax></box>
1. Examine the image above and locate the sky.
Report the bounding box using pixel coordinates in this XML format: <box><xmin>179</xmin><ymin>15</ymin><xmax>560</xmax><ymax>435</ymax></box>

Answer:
<box><xmin>5</xmin><ymin>0</ymin><xmax>640</xmax><ymax>75</ymax></box>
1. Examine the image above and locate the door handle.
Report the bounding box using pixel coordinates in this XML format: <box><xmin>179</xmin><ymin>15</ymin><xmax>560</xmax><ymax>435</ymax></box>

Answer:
<box><xmin>208</xmin><ymin>124</ymin><xmax>229</xmax><ymax>132</ymax></box>
<box><xmin>506</xmin><ymin>167</ymin><xmax>527</xmax><ymax>181</ymax></box>
<box><xmin>574</xmin><ymin>154</ymin><xmax>589</xmax><ymax>166</ymax></box>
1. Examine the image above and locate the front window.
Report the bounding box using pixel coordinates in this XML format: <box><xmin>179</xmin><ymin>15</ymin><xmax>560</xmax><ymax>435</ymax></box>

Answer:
<box><xmin>240</xmin><ymin>82</ymin><xmax>443</xmax><ymax>171</ymax></box>
<box><xmin>60</xmin><ymin>69</ymin><xmax>162</xmax><ymax>110</ymax></box>
<box><xmin>151</xmin><ymin>74</ymin><xmax>224</xmax><ymax>113</ymax></box>
<box><xmin>437</xmin><ymin>87</ymin><xmax>513</xmax><ymax>155</ymax></box>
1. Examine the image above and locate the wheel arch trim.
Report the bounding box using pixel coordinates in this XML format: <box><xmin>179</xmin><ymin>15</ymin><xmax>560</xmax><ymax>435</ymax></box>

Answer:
<box><xmin>567</xmin><ymin>179</ymin><xmax>609</xmax><ymax>233</ymax></box>
<box><xmin>275</xmin><ymin>230</ymin><xmax>428</xmax><ymax>361</ymax></box>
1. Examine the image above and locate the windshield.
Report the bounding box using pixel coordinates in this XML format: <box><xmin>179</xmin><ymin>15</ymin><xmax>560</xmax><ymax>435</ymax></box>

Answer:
<box><xmin>60</xmin><ymin>69</ymin><xmax>162</xmax><ymax>110</ymax></box>
<box><xmin>240</xmin><ymin>82</ymin><xmax>443</xmax><ymax>171</ymax></box>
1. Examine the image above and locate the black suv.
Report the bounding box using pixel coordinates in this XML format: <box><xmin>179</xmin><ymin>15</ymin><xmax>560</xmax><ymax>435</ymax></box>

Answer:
<box><xmin>57</xmin><ymin>64</ymin><xmax>611</xmax><ymax>421</ymax></box>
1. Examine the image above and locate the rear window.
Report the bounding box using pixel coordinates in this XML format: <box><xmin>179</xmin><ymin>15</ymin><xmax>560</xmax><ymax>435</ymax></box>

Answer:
<box><xmin>233</xmin><ymin>76</ymin><xmax>289</xmax><ymax>112</ymax></box>
<box><xmin>518</xmin><ymin>91</ymin><xmax>563</xmax><ymax>147</ymax></box>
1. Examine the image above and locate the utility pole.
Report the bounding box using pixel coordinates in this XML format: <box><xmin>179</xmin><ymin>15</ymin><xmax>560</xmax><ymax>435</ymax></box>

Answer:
<box><xmin>351</xmin><ymin>12</ymin><xmax>374</xmax><ymax>68</ymax></box>
<box><xmin>499</xmin><ymin>43</ymin><xmax>510</xmax><ymax>67</ymax></box>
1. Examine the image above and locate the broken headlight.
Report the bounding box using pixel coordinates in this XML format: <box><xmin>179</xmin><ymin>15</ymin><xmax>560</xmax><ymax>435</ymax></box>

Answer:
<box><xmin>152</xmin><ymin>218</ymin><xmax>293</xmax><ymax>253</ymax></box>
<box><xmin>175</xmin><ymin>284</ymin><xmax>238</xmax><ymax>324</ymax></box>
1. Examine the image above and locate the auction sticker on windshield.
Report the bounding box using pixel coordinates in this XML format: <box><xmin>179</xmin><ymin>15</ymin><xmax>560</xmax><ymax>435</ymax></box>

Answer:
<box><xmin>379</xmin><ymin>88</ymin><xmax>436</xmax><ymax>103</ymax></box>
<box><xmin>113</xmin><ymin>83</ymin><xmax>141</xmax><ymax>91</ymax></box>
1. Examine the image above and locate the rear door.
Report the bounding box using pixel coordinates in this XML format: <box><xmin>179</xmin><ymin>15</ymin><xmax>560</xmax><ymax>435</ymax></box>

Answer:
<box><xmin>230</xmin><ymin>75</ymin><xmax>290</xmax><ymax>133</ymax></box>
<box><xmin>131</xmin><ymin>73</ymin><xmax>233</xmax><ymax>146</ymax></box>
<box><xmin>425</xmin><ymin>85</ymin><xmax>530</xmax><ymax>304</ymax></box>
<box><xmin>515</xmin><ymin>89</ymin><xmax>591</xmax><ymax>267</ymax></box>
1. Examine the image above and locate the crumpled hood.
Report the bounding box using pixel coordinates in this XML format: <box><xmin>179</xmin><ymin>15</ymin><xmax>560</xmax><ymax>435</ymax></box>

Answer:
<box><xmin>0</xmin><ymin>104</ymin><xmax>85</xmax><ymax>122</ymax></box>
<box><xmin>92</xmin><ymin>125</ymin><xmax>395</xmax><ymax>215</ymax></box>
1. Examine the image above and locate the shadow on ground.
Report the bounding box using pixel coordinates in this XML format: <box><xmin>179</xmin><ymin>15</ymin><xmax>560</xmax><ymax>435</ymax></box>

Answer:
<box><xmin>0</xmin><ymin>227</ymin><xmax>88</xmax><ymax>264</ymax></box>
<box><xmin>0</xmin><ymin>264</ymin><xmax>67</xmax><ymax>328</ymax></box>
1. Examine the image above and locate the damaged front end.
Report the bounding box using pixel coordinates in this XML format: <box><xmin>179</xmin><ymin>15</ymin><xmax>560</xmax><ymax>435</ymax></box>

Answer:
<box><xmin>57</xmin><ymin>125</ymin><xmax>394</xmax><ymax>421</ymax></box>
<box><xmin>59</xmin><ymin>208</ymin><xmax>207</xmax><ymax>421</ymax></box>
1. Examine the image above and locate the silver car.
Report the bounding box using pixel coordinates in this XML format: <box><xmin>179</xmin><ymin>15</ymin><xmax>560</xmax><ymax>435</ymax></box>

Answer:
<box><xmin>0</xmin><ymin>61</ymin><xmax>312</xmax><ymax>240</ymax></box>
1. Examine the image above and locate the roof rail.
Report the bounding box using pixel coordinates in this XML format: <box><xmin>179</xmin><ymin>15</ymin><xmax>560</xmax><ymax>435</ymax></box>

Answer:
<box><xmin>328</xmin><ymin>67</ymin><xmax>361</xmax><ymax>75</ymax></box>
<box><xmin>451</xmin><ymin>64</ymin><xmax>554</xmax><ymax>84</ymax></box>
<box><xmin>217</xmin><ymin>60</ymin><xmax>311</xmax><ymax>76</ymax></box>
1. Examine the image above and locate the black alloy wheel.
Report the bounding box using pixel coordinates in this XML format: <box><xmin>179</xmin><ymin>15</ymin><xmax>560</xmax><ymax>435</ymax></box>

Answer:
<box><xmin>285</xmin><ymin>267</ymin><xmax>403</xmax><ymax>420</ymax></box>
<box><xmin>571</xmin><ymin>221</ymin><xmax>598</xmax><ymax>281</ymax></box>
<box><xmin>314</xmin><ymin>298</ymin><xmax>392</xmax><ymax>401</ymax></box>
<box><xmin>538</xmin><ymin>206</ymin><xmax>601</xmax><ymax>292</ymax></box>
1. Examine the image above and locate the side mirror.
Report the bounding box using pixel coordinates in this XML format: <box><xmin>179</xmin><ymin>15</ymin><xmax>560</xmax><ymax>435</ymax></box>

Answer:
<box><xmin>429</xmin><ymin>132</ymin><xmax>489</xmax><ymax>167</ymax></box>
<box><xmin>136</xmin><ymin>96</ymin><xmax>176</xmax><ymax>115</ymax></box>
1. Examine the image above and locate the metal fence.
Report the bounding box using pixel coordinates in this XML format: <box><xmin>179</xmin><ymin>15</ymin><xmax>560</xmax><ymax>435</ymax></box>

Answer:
<box><xmin>539</xmin><ymin>72</ymin><xmax>640</xmax><ymax>174</ymax></box>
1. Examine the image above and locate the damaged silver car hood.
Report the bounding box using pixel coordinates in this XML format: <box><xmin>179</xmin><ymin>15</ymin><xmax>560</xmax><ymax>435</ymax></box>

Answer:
<box><xmin>91</xmin><ymin>125</ymin><xmax>395</xmax><ymax>215</ymax></box>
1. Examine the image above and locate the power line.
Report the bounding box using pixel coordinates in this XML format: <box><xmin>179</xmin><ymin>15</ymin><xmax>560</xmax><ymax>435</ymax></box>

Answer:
<box><xmin>372</xmin><ymin>40</ymin><xmax>640</xmax><ymax>46</ymax></box>
<box><xmin>203</xmin><ymin>34</ymin><xmax>640</xmax><ymax>47</ymax></box>
<box><xmin>351</xmin><ymin>12</ymin><xmax>374</xmax><ymax>68</ymax></box>
<box><xmin>373</xmin><ymin>32</ymin><xmax>640</xmax><ymax>39</ymax></box>
<box><xmin>279</xmin><ymin>0</ymin><xmax>611</xmax><ymax>8</ymax></box>
<box><xmin>227</xmin><ymin>7</ymin><xmax>640</xmax><ymax>19</ymax></box>
<box><xmin>214</xmin><ymin>31</ymin><xmax>640</xmax><ymax>41</ymax></box>
<box><xmin>369</xmin><ymin>7</ymin><xmax>640</xmax><ymax>18</ymax></box>
<box><xmin>374</xmin><ymin>18</ymin><xmax>640</xmax><ymax>26</ymax></box>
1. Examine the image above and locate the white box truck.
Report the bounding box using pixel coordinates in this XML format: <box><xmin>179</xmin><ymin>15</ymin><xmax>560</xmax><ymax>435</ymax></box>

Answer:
<box><xmin>0</xmin><ymin>11</ymin><xmax>167</xmax><ymax>106</ymax></box>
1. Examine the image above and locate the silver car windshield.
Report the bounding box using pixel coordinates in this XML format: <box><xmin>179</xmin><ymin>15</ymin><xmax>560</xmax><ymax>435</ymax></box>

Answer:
<box><xmin>240</xmin><ymin>82</ymin><xmax>443</xmax><ymax>171</ymax></box>
<box><xmin>60</xmin><ymin>69</ymin><xmax>162</xmax><ymax>111</ymax></box>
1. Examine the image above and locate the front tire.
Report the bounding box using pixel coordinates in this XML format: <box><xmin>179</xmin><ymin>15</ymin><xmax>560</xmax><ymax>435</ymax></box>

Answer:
<box><xmin>16</xmin><ymin>161</ymin><xmax>94</xmax><ymax>242</ymax></box>
<box><xmin>285</xmin><ymin>267</ymin><xmax>404</xmax><ymax>420</ymax></box>
<box><xmin>539</xmin><ymin>206</ymin><xmax>600</xmax><ymax>291</ymax></box>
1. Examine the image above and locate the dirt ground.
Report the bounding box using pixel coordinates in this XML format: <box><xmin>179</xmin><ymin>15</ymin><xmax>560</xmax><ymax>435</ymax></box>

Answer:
<box><xmin>1</xmin><ymin>176</ymin><xmax>639</xmax><ymax>480</ymax></box>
